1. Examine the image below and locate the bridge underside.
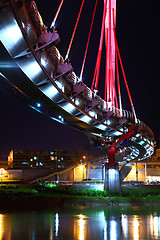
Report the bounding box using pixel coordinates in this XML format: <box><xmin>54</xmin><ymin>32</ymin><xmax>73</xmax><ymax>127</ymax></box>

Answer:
<box><xmin>0</xmin><ymin>1</ymin><xmax>155</xmax><ymax>190</ymax></box>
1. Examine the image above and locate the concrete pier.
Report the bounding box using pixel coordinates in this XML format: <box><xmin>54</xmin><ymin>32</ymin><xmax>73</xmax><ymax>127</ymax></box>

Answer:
<box><xmin>104</xmin><ymin>148</ymin><xmax>121</xmax><ymax>191</ymax></box>
<box><xmin>104</xmin><ymin>163</ymin><xmax>121</xmax><ymax>191</ymax></box>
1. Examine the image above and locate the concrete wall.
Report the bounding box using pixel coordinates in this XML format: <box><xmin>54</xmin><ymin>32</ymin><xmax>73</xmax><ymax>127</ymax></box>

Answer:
<box><xmin>125</xmin><ymin>164</ymin><xmax>145</xmax><ymax>181</ymax></box>
<box><xmin>88</xmin><ymin>168</ymin><xmax>103</xmax><ymax>181</ymax></box>
<box><xmin>147</xmin><ymin>168</ymin><xmax>160</xmax><ymax>176</ymax></box>
<box><xmin>44</xmin><ymin>167</ymin><xmax>102</xmax><ymax>182</ymax></box>
<box><xmin>4</xmin><ymin>169</ymin><xmax>22</xmax><ymax>180</ymax></box>
<box><xmin>22</xmin><ymin>169</ymin><xmax>56</xmax><ymax>182</ymax></box>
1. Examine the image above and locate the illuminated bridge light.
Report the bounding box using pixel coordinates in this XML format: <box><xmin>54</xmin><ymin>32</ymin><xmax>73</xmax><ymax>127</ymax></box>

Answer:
<box><xmin>113</xmin><ymin>131</ymin><xmax>122</xmax><ymax>136</ymax></box>
<box><xmin>135</xmin><ymin>133</ymin><xmax>141</xmax><ymax>138</ymax></box>
<box><xmin>41</xmin><ymin>58</ymin><xmax>47</xmax><ymax>67</ymax></box>
<box><xmin>20</xmin><ymin>60</ymin><xmax>42</xmax><ymax>80</ymax></box>
<box><xmin>139</xmin><ymin>140</ymin><xmax>145</xmax><ymax>146</ymax></box>
<box><xmin>61</xmin><ymin>102</ymin><xmax>75</xmax><ymax>114</ymax></box>
<box><xmin>0</xmin><ymin>23</ymin><xmax>22</xmax><ymax>51</ymax></box>
<box><xmin>89</xmin><ymin>111</ymin><xmax>97</xmax><ymax>118</ymax></box>
<box><xmin>105</xmin><ymin>119</ymin><xmax>111</xmax><ymax>125</ymax></box>
<box><xmin>36</xmin><ymin>103</ymin><xmax>41</xmax><ymax>108</ymax></box>
<box><xmin>75</xmin><ymin>99</ymin><xmax>80</xmax><ymax>106</ymax></box>
<box><xmin>58</xmin><ymin>115</ymin><xmax>64</xmax><ymax>122</ymax></box>
<box><xmin>80</xmin><ymin>115</ymin><xmax>92</xmax><ymax>124</ymax></box>
<box><xmin>56</xmin><ymin>81</ymin><xmax>64</xmax><ymax>92</ymax></box>
<box><xmin>42</xmin><ymin>85</ymin><xmax>59</xmax><ymax>99</ymax></box>
<box><xmin>96</xmin><ymin>124</ymin><xmax>107</xmax><ymax>131</ymax></box>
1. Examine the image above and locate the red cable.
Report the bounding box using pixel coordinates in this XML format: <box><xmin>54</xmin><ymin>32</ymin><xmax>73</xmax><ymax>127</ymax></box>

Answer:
<box><xmin>94</xmin><ymin>0</ymin><xmax>108</xmax><ymax>91</ymax></box>
<box><xmin>50</xmin><ymin>0</ymin><xmax>64</xmax><ymax>27</ymax></box>
<box><xmin>112</xmin><ymin>8</ymin><xmax>133</xmax><ymax>106</ymax></box>
<box><xmin>116</xmin><ymin>41</ymin><xmax>133</xmax><ymax>107</ymax></box>
<box><xmin>65</xmin><ymin>0</ymin><xmax>85</xmax><ymax>60</ymax></box>
<box><xmin>112</xmin><ymin>8</ymin><xmax>135</xmax><ymax>116</ymax></box>
<box><xmin>116</xmin><ymin>52</ymin><xmax>120</xmax><ymax>96</ymax></box>
<box><xmin>80</xmin><ymin>0</ymin><xmax>98</xmax><ymax>81</ymax></box>
<box><xmin>91</xmin><ymin>55</ymin><xmax>98</xmax><ymax>91</ymax></box>
<box><xmin>112</xmin><ymin>8</ymin><xmax>123</xmax><ymax>115</ymax></box>
<box><xmin>104</xmin><ymin>29</ymin><xmax>108</xmax><ymax>101</ymax></box>
<box><xmin>108</xmin><ymin>0</ymin><xmax>112</xmax><ymax>101</ymax></box>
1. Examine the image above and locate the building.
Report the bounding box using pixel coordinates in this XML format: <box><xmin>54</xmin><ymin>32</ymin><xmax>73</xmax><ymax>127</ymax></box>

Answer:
<box><xmin>8</xmin><ymin>149</ymin><xmax>85</xmax><ymax>169</ymax></box>
<box><xmin>6</xmin><ymin>145</ymin><xmax>160</xmax><ymax>184</ymax></box>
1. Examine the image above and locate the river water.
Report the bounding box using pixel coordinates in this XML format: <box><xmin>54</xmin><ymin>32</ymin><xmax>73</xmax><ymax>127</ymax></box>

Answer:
<box><xmin>0</xmin><ymin>205</ymin><xmax>160</xmax><ymax>240</ymax></box>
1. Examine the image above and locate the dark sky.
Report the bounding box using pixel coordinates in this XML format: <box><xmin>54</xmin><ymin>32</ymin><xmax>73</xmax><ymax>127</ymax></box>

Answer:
<box><xmin>0</xmin><ymin>0</ymin><xmax>159</xmax><ymax>157</ymax></box>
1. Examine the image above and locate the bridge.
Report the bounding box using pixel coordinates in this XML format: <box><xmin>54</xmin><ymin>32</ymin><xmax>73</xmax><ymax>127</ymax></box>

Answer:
<box><xmin>0</xmin><ymin>0</ymin><xmax>155</xmax><ymax>190</ymax></box>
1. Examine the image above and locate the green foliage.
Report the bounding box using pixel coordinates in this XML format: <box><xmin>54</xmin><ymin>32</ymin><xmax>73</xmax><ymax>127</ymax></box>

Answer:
<box><xmin>42</xmin><ymin>183</ymin><xmax>57</xmax><ymax>188</ymax></box>
<box><xmin>42</xmin><ymin>185</ymin><xmax>160</xmax><ymax>199</ymax></box>
<box><xmin>1</xmin><ymin>183</ymin><xmax>160</xmax><ymax>201</ymax></box>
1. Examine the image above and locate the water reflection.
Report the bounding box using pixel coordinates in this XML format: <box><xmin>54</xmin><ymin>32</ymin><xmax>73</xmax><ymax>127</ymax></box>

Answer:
<box><xmin>0</xmin><ymin>206</ymin><xmax>160</xmax><ymax>239</ymax></box>
<box><xmin>133</xmin><ymin>215</ymin><xmax>139</xmax><ymax>240</ymax></box>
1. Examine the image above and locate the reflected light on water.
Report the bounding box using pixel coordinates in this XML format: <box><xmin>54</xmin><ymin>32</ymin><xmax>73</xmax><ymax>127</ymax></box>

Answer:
<box><xmin>158</xmin><ymin>216</ymin><xmax>160</xmax><ymax>238</ymax></box>
<box><xmin>133</xmin><ymin>215</ymin><xmax>139</xmax><ymax>240</ymax></box>
<box><xmin>0</xmin><ymin>214</ymin><xmax>4</xmax><ymax>240</ymax></box>
<box><xmin>149</xmin><ymin>214</ymin><xmax>159</xmax><ymax>240</ymax></box>
<box><xmin>78</xmin><ymin>214</ymin><xmax>85</xmax><ymax>240</ymax></box>
<box><xmin>121</xmin><ymin>214</ymin><xmax>128</xmax><ymax>238</ymax></box>
<box><xmin>154</xmin><ymin>216</ymin><xmax>159</xmax><ymax>239</ymax></box>
<box><xmin>55</xmin><ymin>213</ymin><xmax>59</xmax><ymax>237</ymax></box>
<box><xmin>74</xmin><ymin>214</ymin><xmax>87</xmax><ymax>240</ymax></box>
<box><xmin>103</xmin><ymin>217</ymin><xmax>107</xmax><ymax>240</ymax></box>
<box><xmin>110</xmin><ymin>220</ymin><xmax>117</xmax><ymax>240</ymax></box>
<box><xmin>1</xmin><ymin>208</ymin><xmax>160</xmax><ymax>239</ymax></box>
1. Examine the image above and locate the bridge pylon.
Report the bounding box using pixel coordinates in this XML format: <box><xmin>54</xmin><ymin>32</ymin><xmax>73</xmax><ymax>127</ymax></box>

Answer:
<box><xmin>104</xmin><ymin>148</ymin><xmax>121</xmax><ymax>191</ymax></box>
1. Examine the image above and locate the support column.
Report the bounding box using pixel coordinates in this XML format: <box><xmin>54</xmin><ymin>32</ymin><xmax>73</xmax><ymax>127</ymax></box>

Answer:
<box><xmin>102</xmin><ymin>165</ymin><xmax>105</xmax><ymax>181</ymax></box>
<box><xmin>136</xmin><ymin>161</ymin><xmax>138</xmax><ymax>181</ymax></box>
<box><xmin>104</xmin><ymin>148</ymin><xmax>121</xmax><ymax>191</ymax></box>
<box><xmin>73</xmin><ymin>168</ymin><xmax>75</xmax><ymax>181</ymax></box>
<box><xmin>57</xmin><ymin>173</ymin><xmax>59</xmax><ymax>182</ymax></box>
<box><xmin>86</xmin><ymin>164</ymin><xmax>89</xmax><ymax>179</ymax></box>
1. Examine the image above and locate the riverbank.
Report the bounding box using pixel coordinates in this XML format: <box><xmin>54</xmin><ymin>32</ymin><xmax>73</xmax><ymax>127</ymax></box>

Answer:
<box><xmin>1</xmin><ymin>183</ymin><xmax>160</xmax><ymax>209</ymax></box>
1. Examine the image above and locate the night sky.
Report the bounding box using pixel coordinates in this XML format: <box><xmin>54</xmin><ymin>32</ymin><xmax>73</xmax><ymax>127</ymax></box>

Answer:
<box><xmin>0</xmin><ymin>0</ymin><xmax>159</xmax><ymax>158</ymax></box>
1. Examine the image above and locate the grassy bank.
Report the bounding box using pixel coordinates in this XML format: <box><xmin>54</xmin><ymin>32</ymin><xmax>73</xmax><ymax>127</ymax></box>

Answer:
<box><xmin>1</xmin><ymin>183</ymin><xmax>160</xmax><ymax>207</ymax></box>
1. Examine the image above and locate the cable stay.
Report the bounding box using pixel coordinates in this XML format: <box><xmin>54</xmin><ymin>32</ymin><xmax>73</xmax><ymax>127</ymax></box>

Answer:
<box><xmin>53</xmin><ymin>0</ymin><xmax>137</xmax><ymax>122</ymax></box>
<box><xmin>91</xmin><ymin>0</ymin><xmax>108</xmax><ymax>92</ymax></box>
<box><xmin>79</xmin><ymin>0</ymin><xmax>98</xmax><ymax>82</ymax></box>
<box><xmin>65</xmin><ymin>0</ymin><xmax>85</xmax><ymax>61</ymax></box>
<box><xmin>89</xmin><ymin>0</ymin><xmax>137</xmax><ymax>122</ymax></box>
<box><xmin>50</xmin><ymin>0</ymin><xmax>64</xmax><ymax>28</ymax></box>
<box><xmin>116</xmin><ymin>41</ymin><xmax>137</xmax><ymax>122</ymax></box>
<box><xmin>112</xmin><ymin>9</ymin><xmax>137</xmax><ymax>122</ymax></box>
<box><xmin>112</xmin><ymin>8</ymin><xmax>122</xmax><ymax>116</ymax></box>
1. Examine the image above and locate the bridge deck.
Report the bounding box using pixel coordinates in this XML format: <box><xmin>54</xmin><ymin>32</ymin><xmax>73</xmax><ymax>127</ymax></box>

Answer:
<box><xmin>0</xmin><ymin>0</ymin><xmax>155</xmax><ymax>162</ymax></box>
